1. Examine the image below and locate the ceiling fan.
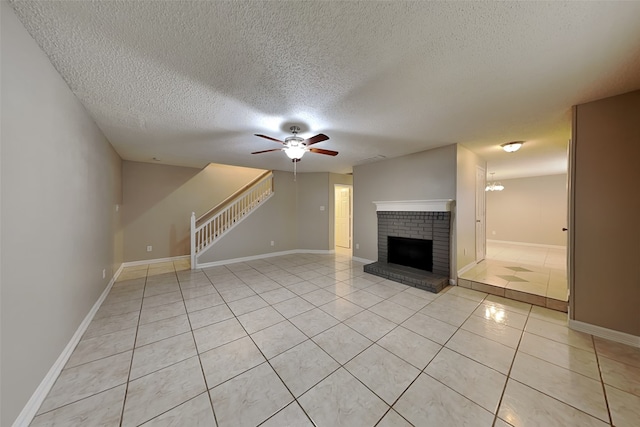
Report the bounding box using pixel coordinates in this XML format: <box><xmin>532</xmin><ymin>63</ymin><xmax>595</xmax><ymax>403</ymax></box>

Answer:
<box><xmin>251</xmin><ymin>126</ymin><xmax>338</xmax><ymax>162</ymax></box>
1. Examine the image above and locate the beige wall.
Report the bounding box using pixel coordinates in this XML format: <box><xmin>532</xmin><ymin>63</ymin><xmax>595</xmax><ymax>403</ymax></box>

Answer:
<box><xmin>197</xmin><ymin>171</ymin><xmax>298</xmax><ymax>263</ymax></box>
<box><xmin>1</xmin><ymin>4</ymin><xmax>123</xmax><ymax>424</ymax></box>
<box><xmin>122</xmin><ymin>161</ymin><xmax>266</xmax><ymax>261</ymax></box>
<box><xmin>571</xmin><ymin>90</ymin><xmax>640</xmax><ymax>336</ymax></box>
<box><xmin>328</xmin><ymin>173</ymin><xmax>354</xmax><ymax>248</ymax></box>
<box><xmin>486</xmin><ymin>174</ymin><xmax>568</xmax><ymax>246</ymax></box>
<box><xmin>197</xmin><ymin>171</ymin><xmax>354</xmax><ymax>263</ymax></box>
<box><xmin>456</xmin><ymin>145</ymin><xmax>487</xmax><ymax>271</ymax></box>
<box><xmin>353</xmin><ymin>145</ymin><xmax>457</xmax><ymax>262</ymax></box>
<box><xmin>296</xmin><ymin>173</ymin><xmax>331</xmax><ymax>250</ymax></box>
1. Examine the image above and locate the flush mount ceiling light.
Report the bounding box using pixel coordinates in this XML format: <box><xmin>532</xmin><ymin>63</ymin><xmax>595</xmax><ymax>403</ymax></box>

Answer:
<box><xmin>485</xmin><ymin>172</ymin><xmax>504</xmax><ymax>192</ymax></box>
<box><xmin>501</xmin><ymin>141</ymin><xmax>524</xmax><ymax>153</ymax></box>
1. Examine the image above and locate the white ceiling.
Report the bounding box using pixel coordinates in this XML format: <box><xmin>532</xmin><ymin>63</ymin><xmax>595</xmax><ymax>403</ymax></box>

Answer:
<box><xmin>9</xmin><ymin>1</ymin><xmax>640</xmax><ymax>179</ymax></box>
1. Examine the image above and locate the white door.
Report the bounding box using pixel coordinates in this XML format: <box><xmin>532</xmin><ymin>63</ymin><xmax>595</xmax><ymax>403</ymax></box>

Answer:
<box><xmin>335</xmin><ymin>185</ymin><xmax>351</xmax><ymax>248</ymax></box>
<box><xmin>476</xmin><ymin>166</ymin><xmax>486</xmax><ymax>261</ymax></box>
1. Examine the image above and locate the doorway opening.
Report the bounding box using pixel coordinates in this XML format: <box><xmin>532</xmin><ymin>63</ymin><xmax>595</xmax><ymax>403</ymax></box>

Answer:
<box><xmin>334</xmin><ymin>184</ymin><xmax>352</xmax><ymax>256</ymax></box>
<box><xmin>461</xmin><ymin>170</ymin><xmax>570</xmax><ymax>311</ymax></box>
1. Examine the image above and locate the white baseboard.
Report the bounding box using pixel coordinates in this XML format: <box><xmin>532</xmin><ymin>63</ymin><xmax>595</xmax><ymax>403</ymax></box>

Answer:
<box><xmin>487</xmin><ymin>239</ymin><xmax>566</xmax><ymax>250</ymax></box>
<box><xmin>569</xmin><ymin>319</ymin><xmax>640</xmax><ymax>348</ymax></box>
<box><xmin>196</xmin><ymin>249</ymin><xmax>335</xmax><ymax>269</ymax></box>
<box><xmin>457</xmin><ymin>261</ymin><xmax>478</xmax><ymax>277</ymax></box>
<box><xmin>351</xmin><ymin>256</ymin><xmax>375</xmax><ymax>264</ymax></box>
<box><xmin>12</xmin><ymin>263</ymin><xmax>124</xmax><ymax>427</ymax></box>
<box><xmin>122</xmin><ymin>255</ymin><xmax>190</xmax><ymax>268</ymax></box>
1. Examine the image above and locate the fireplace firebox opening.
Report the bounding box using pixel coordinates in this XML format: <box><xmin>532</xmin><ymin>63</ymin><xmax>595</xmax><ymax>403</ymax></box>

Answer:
<box><xmin>388</xmin><ymin>236</ymin><xmax>433</xmax><ymax>272</ymax></box>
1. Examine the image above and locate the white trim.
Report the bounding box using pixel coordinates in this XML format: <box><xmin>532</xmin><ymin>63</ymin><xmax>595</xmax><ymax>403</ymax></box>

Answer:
<box><xmin>457</xmin><ymin>261</ymin><xmax>478</xmax><ymax>277</ymax></box>
<box><xmin>196</xmin><ymin>249</ymin><xmax>335</xmax><ymax>269</ymax></box>
<box><xmin>487</xmin><ymin>239</ymin><xmax>566</xmax><ymax>250</ymax></box>
<box><xmin>12</xmin><ymin>264</ymin><xmax>124</xmax><ymax>427</ymax></box>
<box><xmin>372</xmin><ymin>199</ymin><xmax>454</xmax><ymax>212</ymax></box>
<box><xmin>122</xmin><ymin>255</ymin><xmax>190</xmax><ymax>268</ymax></box>
<box><xmin>351</xmin><ymin>256</ymin><xmax>375</xmax><ymax>264</ymax></box>
<box><xmin>569</xmin><ymin>320</ymin><xmax>640</xmax><ymax>348</ymax></box>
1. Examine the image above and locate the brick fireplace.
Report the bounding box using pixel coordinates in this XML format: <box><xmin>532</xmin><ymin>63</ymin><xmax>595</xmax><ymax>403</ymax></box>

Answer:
<box><xmin>364</xmin><ymin>200</ymin><xmax>453</xmax><ymax>293</ymax></box>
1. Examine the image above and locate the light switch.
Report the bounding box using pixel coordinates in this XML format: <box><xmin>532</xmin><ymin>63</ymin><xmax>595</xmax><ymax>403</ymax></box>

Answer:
<box><xmin>320</xmin><ymin>206</ymin><xmax>325</xmax><ymax>211</ymax></box>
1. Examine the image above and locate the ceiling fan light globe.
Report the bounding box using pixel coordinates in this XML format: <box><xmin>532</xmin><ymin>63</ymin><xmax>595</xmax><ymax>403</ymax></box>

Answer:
<box><xmin>284</xmin><ymin>146</ymin><xmax>306</xmax><ymax>160</ymax></box>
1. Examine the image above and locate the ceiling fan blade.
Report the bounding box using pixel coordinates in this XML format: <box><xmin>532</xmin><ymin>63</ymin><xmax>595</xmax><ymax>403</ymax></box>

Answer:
<box><xmin>254</xmin><ymin>134</ymin><xmax>285</xmax><ymax>144</ymax></box>
<box><xmin>309</xmin><ymin>147</ymin><xmax>338</xmax><ymax>156</ymax></box>
<box><xmin>251</xmin><ymin>148</ymin><xmax>283</xmax><ymax>154</ymax></box>
<box><xmin>304</xmin><ymin>133</ymin><xmax>329</xmax><ymax>146</ymax></box>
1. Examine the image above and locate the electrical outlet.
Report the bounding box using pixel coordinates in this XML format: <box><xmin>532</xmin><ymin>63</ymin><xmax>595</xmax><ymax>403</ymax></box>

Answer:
<box><xmin>270</xmin><ymin>241</ymin><xmax>275</xmax><ymax>246</ymax></box>
<box><xmin>146</xmin><ymin>245</ymin><xmax>152</xmax><ymax>252</ymax></box>
<box><xmin>102</xmin><ymin>269</ymin><xmax>106</xmax><ymax>279</ymax></box>
<box><xmin>115</xmin><ymin>204</ymin><xmax>119</xmax><ymax>212</ymax></box>
<box><xmin>492</xmin><ymin>230</ymin><xmax>496</xmax><ymax>235</ymax></box>
<box><xmin>355</xmin><ymin>243</ymin><xmax>360</xmax><ymax>250</ymax></box>
<box><xmin>320</xmin><ymin>206</ymin><xmax>325</xmax><ymax>211</ymax></box>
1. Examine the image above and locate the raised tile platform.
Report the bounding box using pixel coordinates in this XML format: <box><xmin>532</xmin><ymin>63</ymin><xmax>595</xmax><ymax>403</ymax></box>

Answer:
<box><xmin>364</xmin><ymin>262</ymin><xmax>448</xmax><ymax>293</ymax></box>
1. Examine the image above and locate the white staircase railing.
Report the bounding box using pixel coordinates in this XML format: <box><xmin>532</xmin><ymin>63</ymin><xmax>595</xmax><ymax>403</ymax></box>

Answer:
<box><xmin>190</xmin><ymin>172</ymin><xmax>274</xmax><ymax>269</ymax></box>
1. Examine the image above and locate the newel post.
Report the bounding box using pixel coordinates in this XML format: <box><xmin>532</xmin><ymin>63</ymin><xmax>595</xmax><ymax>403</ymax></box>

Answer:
<box><xmin>190</xmin><ymin>212</ymin><xmax>196</xmax><ymax>270</ymax></box>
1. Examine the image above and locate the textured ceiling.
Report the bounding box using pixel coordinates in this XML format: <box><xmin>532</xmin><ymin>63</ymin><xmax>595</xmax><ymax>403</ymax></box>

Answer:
<box><xmin>9</xmin><ymin>1</ymin><xmax>640</xmax><ymax>179</ymax></box>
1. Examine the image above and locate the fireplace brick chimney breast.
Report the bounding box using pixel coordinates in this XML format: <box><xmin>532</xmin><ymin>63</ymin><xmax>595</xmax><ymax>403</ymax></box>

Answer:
<box><xmin>365</xmin><ymin>210</ymin><xmax>451</xmax><ymax>293</ymax></box>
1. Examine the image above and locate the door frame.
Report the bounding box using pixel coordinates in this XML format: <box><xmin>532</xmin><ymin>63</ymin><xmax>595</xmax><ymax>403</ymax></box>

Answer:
<box><xmin>475</xmin><ymin>166</ymin><xmax>487</xmax><ymax>262</ymax></box>
<box><xmin>568</xmin><ymin>110</ymin><xmax>577</xmax><ymax>316</ymax></box>
<box><xmin>333</xmin><ymin>184</ymin><xmax>353</xmax><ymax>250</ymax></box>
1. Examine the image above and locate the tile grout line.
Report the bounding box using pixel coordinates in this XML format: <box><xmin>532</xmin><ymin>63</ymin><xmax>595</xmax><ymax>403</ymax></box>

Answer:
<box><xmin>592</xmin><ymin>335</ymin><xmax>614</xmax><ymax>426</ymax></box>
<box><xmin>80</xmin><ymin>254</ymin><xmax>589</xmax><ymax>427</ymax></box>
<box><xmin>324</xmin><ymin>287</ymin><xmax>472</xmax><ymax>422</ymax></box>
<box><xmin>206</xmin><ymin>262</ymin><xmax>406</xmax><ymax>425</ymax></box>
<box><xmin>31</xmin><ymin>383</ymin><xmax>127</xmax><ymax>420</ymax></box>
<box><xmin>121</xmin><ymin>264</ymin><xmax>213</xmax><ymax>426</ymax></box>
<box><xmin>208</xmin><ymin>262</ymin><xmax>349</xmax><ymax>424</ymax></box>
<box><xmin>413</xmin><ymin>292</ymin><xmax>501</xmax><ymax>421</ymax></box>
<box><xmin>224</xmin><ymin>265</ymin><xmax>318</xmax><ymax>426</ymax></box>
<box><xmin>117</xmin><ymin>267</ymin><xmax>148</xmax><ymax>427</ymax></box>
<box><xmin>492</xmin><ymin>309</ymin><xmax>611</xmax><ymax>426</ymax></box>
<box><xmin>185</xmin><ymin>264</ymin><xmax>236</xmax><ymax>427</ymax></box>
<box><xmin>292</xmin><ymin>282</ymin><xmax>414</xmax><ymax>425</ymax></box>
<box><xmin>489</xmin><ymin>303</ymin><xmax>532</xmax><ymax>427</ymax></box>
<box><xmin>371</xmin><ymin>288</ymin><xmax>494</xmax><ymax>425</ymax></box>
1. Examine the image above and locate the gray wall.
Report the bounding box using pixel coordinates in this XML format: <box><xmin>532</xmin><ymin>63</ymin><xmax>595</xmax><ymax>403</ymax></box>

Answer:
<box><xmin>1</xmin><ymin>4</ymin><xmax>123</xmax><ymax>424</ymax></box>
<box><xmin>352</xmin><ymin>145</ymin><xmax>457</xmax><ymax>262</ymax></box>
<box><xmin>571</xmin><ymin>90</ymin><xmax>640</xmax><ymax>336</ymax></box>
<box><xmin>122</xmin><ymin>161</ymin><xmax>266</xmax><ymax>261</ymax></box>
<box><xmin>487</xmin><ymin>174</ymin><xmax>568</xmax><ymax>246</ymax></box>
<box><xmin>197</xmin><ymin>171</ymin><xmax>298</xmax><ymax>263</ymax></box>
<box><xmin>456</xmin><ymin>145</ymin><xmax>486</xmax><ymax>271</ymax></box>
<box><xmin>197</xmin><ymin>171</ymin><xmax>354</xmax><ymax>263</ymax></box>
<box><xmin>296</xmin><ymin>173</ymin><xmax>331</xmax><ymax>250</ymax></box>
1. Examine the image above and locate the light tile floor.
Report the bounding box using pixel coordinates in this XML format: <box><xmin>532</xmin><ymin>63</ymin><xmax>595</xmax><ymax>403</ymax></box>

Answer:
<box><xmin>32</xmin><ymin>254</ymin><xmax>640</xmax><ymax>426</ymax></box>
<box><xmin>460</xmin><ymin>242</ymin><xmax>569</xmax><ymax>309</ymax></box>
